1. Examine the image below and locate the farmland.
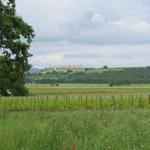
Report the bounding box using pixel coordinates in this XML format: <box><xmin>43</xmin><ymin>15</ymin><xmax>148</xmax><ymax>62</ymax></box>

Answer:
<box><xmin>27</xmin><ymin>83</ymin><xmax>150</xmax><ymax>95</ymax></box>
<box><xmin>1</xmin><ymin>84</ymin><xmax>150</xmax><ymax>150</ymax></box>
<box><xmin>1</xmin><ymin>0</ymin><xmax>150</xmax><ymax>149</ymax></box>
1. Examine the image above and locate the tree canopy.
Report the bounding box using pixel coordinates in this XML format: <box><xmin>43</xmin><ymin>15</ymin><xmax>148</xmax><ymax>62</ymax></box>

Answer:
<box><xmin>26</xmin><ymin>67</ymin><xmax>150</xmax><ymax>85</ymax></box>
<box><xmin>0</xmin><ymin>0</ymin><xmax>35</xmax><ymax>96</ymax></box>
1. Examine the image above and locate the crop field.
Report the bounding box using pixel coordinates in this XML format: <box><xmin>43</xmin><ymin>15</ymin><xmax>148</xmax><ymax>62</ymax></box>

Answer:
<box><xmin>0</xmin><ymin>94</ymin><xmax>150</xmax><ymax>111</ymax></box>
<box><xmin>1</xmin><ymin>84</ymin><xmax>150</xmax><ymax>150</ymax></box>
<box><xmin>27</xmin><ymin>84</ymin><xmax>150</xmax><ymax>96</ymax></box>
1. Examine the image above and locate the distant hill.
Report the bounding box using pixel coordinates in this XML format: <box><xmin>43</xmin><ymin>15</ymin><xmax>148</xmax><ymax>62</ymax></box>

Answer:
<box><xmin>26</xmin><ymin>67</ymin><xmax>150</xmax><ymax>85</ymax></box>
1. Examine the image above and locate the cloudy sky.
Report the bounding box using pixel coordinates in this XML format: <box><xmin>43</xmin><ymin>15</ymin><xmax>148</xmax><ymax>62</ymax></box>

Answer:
<box><xmin>16</xmin><ymin>0</ymin><xmax>150</xmax><ymax>68</ymax></box>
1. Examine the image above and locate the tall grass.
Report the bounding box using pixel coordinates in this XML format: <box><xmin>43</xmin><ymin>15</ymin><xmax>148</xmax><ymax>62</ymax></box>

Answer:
<box><xmin>1</xmin><ymin>90</ymin><xmax>150</xmax><ymax>149</ymax></box>
<box><xmin>0</xmin><ymin>109</ymin><xmax>150</xmax><ymax>150</ymax></box>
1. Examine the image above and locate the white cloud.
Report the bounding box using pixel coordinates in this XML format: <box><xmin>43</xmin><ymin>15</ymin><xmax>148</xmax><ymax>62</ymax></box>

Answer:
<box><xmin>30</xmin><ymin>42</ymin><xmax>150</xmax><ymax>68</ymax></box>
<box><xmin>31</xmin><ymin>53</ymin><xmax>63</xmax><ymax>68</ymax></box>
<box><xmin>113</xmin><ymin>19</ymin><xmax>150</xmax><ymax>32</ymax></box>
<box><xmin>91</xmin><ymin>13</ymin><xmax>105</xmax><ymax>26</ymax></box>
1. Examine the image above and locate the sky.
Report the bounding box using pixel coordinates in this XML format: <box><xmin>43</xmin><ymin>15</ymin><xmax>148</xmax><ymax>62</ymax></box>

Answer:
<box><xmin>16</xmin><ymin>0</ymin><xmax>150</xmax><ymax>68</ymax></box>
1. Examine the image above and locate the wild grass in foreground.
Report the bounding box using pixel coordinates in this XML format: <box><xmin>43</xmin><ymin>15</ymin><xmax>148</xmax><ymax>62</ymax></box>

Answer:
<box><xmin>0</xmin><ymin>109</ymin><xmax>150</xmax><ymax>150</ymax></box>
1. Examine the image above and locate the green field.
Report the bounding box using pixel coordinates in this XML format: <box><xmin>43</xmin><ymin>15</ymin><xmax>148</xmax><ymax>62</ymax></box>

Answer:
<box><xmin>27</xmin><ymin>84</ymin><xmax>150</xmax><ymax>96</ymax></box>
<box><xmin>1</xmin><ymin>109</ymin><xmax>150</xmax><ymax>150</ymax></box>
<box><xmin>1</xmin><ymin>84</ymin><xmax>150</xmax><ymax>150</ymax></box>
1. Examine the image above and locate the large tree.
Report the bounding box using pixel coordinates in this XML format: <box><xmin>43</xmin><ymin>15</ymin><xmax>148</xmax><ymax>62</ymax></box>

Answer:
<box><xmin>0</xmin><ymin>0</ymin><xmax>35</xmax><ymax>96</ymax></box>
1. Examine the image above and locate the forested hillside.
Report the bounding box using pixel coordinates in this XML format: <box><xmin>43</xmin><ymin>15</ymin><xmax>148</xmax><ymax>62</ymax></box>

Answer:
<box><xmin>26</xmin><ymin>67</ymin><xmax>150</xmax><ymax>85</ymax></box>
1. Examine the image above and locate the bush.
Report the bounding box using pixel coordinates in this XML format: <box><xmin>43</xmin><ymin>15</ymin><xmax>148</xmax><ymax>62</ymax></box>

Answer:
<box><xmin>56</xmin><ymin>83</ymin><xmax>60</xmax><ymax>86</ymax></box>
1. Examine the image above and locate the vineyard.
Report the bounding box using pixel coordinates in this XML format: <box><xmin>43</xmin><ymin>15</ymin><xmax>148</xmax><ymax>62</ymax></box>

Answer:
<box><xmin>1</xmin><ymin>94</ymin><xmax>150</xmax><ymax>111</ymax></box>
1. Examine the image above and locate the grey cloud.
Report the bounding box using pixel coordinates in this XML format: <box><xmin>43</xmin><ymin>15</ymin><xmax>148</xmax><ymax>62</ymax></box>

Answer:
<box><xmin>64</xmin><ymin>53</ymin><xmax>103</xmax><ymax>59</ymax></box>
<box><xmin>29</xmin><ymin>42</ymin><xmax>150</xmax><ymax>68</ymax></box>
<box><xmin>16</xmin><ymin>0</ymin><xmax>150</xmax><ymax>45</ymax></box>
<box><xmin>15</xmin><ymin>0</ymin><xmax>150</xmax><ymax>68</ymax></box>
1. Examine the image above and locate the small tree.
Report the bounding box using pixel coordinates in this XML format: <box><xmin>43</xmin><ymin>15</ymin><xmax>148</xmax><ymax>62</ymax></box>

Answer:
<box><xmin>67</xmin><ymin>69</ymin><xmax>73</xmax><ymax>73</ymax></box>
<box><xmin>0</xmin><ymin>0</ymin><xmax>35</xmax><ymax>96</ymax></box>
<box><xmin>56</xmin><ymin>83</ymin><xmax>60</xmax><ymax>86</ymax></box>
<box><xmin>103</xmin><ymin>65</ymin><xmax>108</xmax><ymax>69</ymax></box>
<box><xmin>109</xmin><ymin>82</ymin><xmax>114</xmax><ymax>87</ymax></box>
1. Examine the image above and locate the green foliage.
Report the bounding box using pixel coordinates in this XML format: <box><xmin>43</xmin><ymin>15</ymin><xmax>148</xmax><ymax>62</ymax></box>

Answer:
<box><xmin>0</xmin><ymin>0</ymin><xmax>35</xmax><ymax>96</ymax></box>
<box><xmin>103</xmin><ymin>65</ymin><xmax>108</xmax><ymax>69</ymax></box>
<box><xmin>26</xmin><ymin>67</ymin><xmax>150</xmax><ymax>85</ymax></box>
<box><xmin>109</xmin><ymin>82</ymin><xmax>114</xmax><ymax>87</ymax></box>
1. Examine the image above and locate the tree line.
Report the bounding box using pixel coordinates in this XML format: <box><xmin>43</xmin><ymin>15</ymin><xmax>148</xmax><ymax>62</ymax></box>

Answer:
<box><xmin>26</xmin><ymin>67</ymin><xmax>150</xmax><ymax>85</ymax></box>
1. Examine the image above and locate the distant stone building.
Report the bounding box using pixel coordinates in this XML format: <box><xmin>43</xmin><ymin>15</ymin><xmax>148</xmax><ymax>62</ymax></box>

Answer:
<box><xmin>53</xmin><ymin>65</ymin><xmax>85</xmax><ymax>72</ymax></box>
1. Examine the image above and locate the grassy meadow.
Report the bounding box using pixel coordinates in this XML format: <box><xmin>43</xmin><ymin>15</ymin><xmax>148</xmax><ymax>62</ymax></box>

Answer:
<box><xmin>1</xmin><ymin>110</ymin><xmax>150</xmax><ymax>150</ymax></box>
<box><xmin>1</xmin><ymin>84</ymin><xmax>150</xmax><ymax>150</ymax></box>
<box><xmin>27</xmin><ymin>83</ymin><xmax>150</xmax><ymax>95</ymax></box>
